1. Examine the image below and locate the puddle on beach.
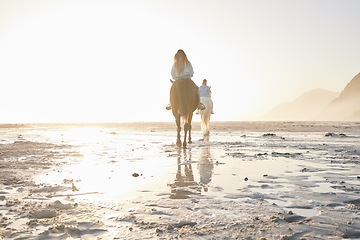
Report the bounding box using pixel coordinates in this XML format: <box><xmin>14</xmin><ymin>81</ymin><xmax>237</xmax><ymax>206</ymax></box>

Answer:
<box><xmin>32</xmin><ymin>127</ymin><xmax>310</xmax><ymax>203</ymax></box>
<box><xmin>2</xmin><ymin>123</ymin><xmax>360</xmax><ymax>240</ymax></box>
<box><xmin>3</xmin><ymin>123</ymin><xmax>359</xmax><ymax>220</ymax></box>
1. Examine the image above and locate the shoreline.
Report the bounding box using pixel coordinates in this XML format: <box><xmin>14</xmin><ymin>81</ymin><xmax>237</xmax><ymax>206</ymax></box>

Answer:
<box><xmin>1</xmin><ymin>121</ymin><xmax>359</xmax><ymax>132</ymax></box>
<box><xmin>1</xmin><ymin>122</ymin><xmax>360</xmax><ymax>239</ymax></box>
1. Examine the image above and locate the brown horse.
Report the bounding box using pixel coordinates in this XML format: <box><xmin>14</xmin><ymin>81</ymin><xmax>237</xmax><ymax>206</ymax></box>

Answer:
<box><xmin>170</xmin><ymin>79</ymin><xmax>199</xmax><ymax>147</ymax></box>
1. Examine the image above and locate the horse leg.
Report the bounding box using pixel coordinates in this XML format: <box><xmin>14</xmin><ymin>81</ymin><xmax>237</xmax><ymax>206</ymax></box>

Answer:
<box><xmin>176</xmin><ymin>116</ymin><xmax>181</xmax><ymax>147</ymax></box>
<box><xmin>188</xmin><ymin>114</ymin><xmax>193</xmax><ymax>143</ymax></box>
<box><xmin>188</xmin><ymin>124</ymin><xmax>192</xmax><ymax>143</ymax></box>
<box><xmin>183</xmin><ymin>122</ymin><xmax>188</xmax><ymax>148</ymax></box>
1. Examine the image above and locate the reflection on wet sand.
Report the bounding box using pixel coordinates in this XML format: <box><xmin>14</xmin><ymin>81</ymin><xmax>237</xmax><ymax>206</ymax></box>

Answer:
<box><xmin>2</xmin><ymin>122</ymin><xmax>360</xmax><ymax>239</ymax></box>
<box><xmin>168</xmin><ymin>138</ymin><xmax>214</xmax><ymax>199</ymax></box>
<box><xmin>168</xmin><ymin>148</ymin><xmax>202</xmax><ymax>199</ymax></box>
<box><xmin>198</xmin><ymin>146</ymin><xmax>213</xmax><ymax>192</ymax></box>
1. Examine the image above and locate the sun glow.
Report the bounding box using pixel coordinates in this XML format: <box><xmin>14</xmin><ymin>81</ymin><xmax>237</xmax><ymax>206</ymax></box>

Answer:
<box><xmin>34</xmin><ymin>127</ymin><xmax>175</xmax><ymax>202</ymax></box>
<box><xmin>1</xmin><ymin>0</ymin><xmax>360</xmax><ymax>123</ymax></box>
<box><xmin>0</xmin><ymin>1</ymin><xmax>256</xmax><ymax>123</ymax></box>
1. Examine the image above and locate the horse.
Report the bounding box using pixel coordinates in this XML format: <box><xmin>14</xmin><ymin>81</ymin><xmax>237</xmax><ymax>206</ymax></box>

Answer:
<box><xmin>170</xmin><ymin>79</ymin><xmax>199</xmax><ymax>148</ymax></box>
<box><xmin>199</xmin><ymin>96</ymin><xmax>213</xmax><ymax>136</ymax></box>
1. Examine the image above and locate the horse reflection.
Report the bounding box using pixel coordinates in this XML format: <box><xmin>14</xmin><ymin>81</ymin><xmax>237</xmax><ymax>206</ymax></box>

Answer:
<box><xmin>168</xmin><ymin>148</ymin><xmax>202</xmax><ymax>199</ymax></box>
<box><xmin>168</xmin><ymin>145</ymin><xmax>214</xmax><ymax>199</ymax></box>
<box><xmin>198</xmin><ymin>146</ymin><xmax>214</xmax><ymax>192</ymax></box>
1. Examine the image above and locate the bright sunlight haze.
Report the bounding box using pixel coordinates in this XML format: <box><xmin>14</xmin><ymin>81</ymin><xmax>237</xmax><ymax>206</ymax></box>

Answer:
<box><xmin>1</xmin><ymin>0</ymin><xmax>360</xmax><ymax>123</ymax></box>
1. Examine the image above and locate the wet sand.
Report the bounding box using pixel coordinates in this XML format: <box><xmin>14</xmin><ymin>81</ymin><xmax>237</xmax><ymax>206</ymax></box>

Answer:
<box><xmin>1</xmin><ymin>121</ymin><xmax>360</xmax><ymax>239</ymax></box>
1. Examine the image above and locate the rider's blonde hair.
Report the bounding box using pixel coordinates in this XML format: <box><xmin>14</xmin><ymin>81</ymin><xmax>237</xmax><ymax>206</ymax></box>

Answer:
<box><xmin>174</xmin><ymin>49</ymin><xmax>190</xmax><ymax>75</ymax></box>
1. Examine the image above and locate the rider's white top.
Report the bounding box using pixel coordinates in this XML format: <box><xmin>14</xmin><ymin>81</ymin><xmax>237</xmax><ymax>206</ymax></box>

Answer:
<box><xmin>171</xmin><ymin>62</ymin><xmax>194</xmax><ymax>80</ymax></box>
<box><xmin>199</xmin><ymin>85</ymin><xmax>211</xmax><ymax>98</ymax></box>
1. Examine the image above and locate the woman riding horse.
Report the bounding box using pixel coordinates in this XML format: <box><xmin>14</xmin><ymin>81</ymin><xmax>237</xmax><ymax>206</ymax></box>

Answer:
<box><xmin>167</xmin><ymin>50</ymin><xmax>205</xmax><ymax>147</ymax></box>
<box><xmin>166</xmin><ymin>49</ymin><xmax>205</xmax><ymax>111</ymax></box>
<box><xmin>198</xmin><ymin>79</ymin><xmax>214</xmax><ymax>114</ymax></box>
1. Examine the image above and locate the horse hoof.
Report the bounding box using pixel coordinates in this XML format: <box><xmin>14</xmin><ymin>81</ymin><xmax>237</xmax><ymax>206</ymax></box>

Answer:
<box><xmin>176</xmin><ymin>140</ymin><xmax>182</xmax><ymax>147</ymax></box>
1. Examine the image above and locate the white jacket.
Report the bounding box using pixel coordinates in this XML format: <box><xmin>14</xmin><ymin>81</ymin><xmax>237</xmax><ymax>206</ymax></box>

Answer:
<box><xmin>171</xmin><ymin>62</ymin><xmax>194</xmax><ymax>80</ymax></box>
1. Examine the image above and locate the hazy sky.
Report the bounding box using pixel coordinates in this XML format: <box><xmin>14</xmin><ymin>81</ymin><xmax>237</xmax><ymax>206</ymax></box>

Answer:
<box><xmin>1</xmin><ymin>0</ymin><xmax>360</xmax><ymax>123</ymax></box>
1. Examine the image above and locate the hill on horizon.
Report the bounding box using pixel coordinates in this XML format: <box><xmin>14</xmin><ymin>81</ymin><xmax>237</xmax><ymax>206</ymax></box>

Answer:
<box><xmin>260</xmin><ymin>72</ymin><xmax>360</xmax><ymax>121</ymax></box>
<box><xmin>260</xmin><ymin>89</ymin><xmax>338</xmax><ymax>121</ymax></box>
<box><xmin>319</xmin><ymin>72</ymin><xmax>360</xmax><ymax>121</ymax></box>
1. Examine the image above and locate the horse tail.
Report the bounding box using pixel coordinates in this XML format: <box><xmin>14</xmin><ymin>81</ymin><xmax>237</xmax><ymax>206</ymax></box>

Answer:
<box><xmin>200</xmin><ymin>97</ymin><xmax>213</xmax><ymax>135</ymax></box>
<box><xmin>181</xmin><ymin>114</ymin><xmax>190</xmax><ymax>125</ymax></box>
<box><xmin>176</xmin><ymin>79</ymin><xmax>192</xmax><ymax>117</ymax></box>
<box><xmin>179</xmin><ymin>91</ymin><xmax>188</xmax><ymax>117</ymax></box>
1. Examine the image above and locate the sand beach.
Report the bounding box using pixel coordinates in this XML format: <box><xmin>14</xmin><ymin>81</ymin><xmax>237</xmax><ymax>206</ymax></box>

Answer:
<box><xmin>0</xmin><ymin>121</ymin><xmax>360</xmax><ymax>239</ymax></box>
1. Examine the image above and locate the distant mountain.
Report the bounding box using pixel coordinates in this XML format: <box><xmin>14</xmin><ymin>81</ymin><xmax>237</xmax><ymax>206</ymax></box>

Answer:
<box><xmin>319</xmin><ymin>73</ymin><xmax>360</xmax><ymax>121</ymax></box>
<box><xmin>261</xmin><ymin>73</ymin><xmax>360</xmax><ymax>121</ymax></box>
<box><xmin>260</xmin><ymin>89</ymin><xmax>338</xmax><ymax>121</ymax></box>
